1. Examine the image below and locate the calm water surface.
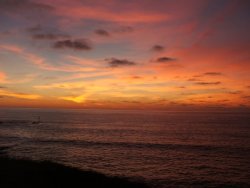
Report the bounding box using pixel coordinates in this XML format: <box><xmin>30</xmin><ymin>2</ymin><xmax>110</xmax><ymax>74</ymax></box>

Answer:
<box><xmin>0</xmin><ymin>108</ymin><xmax>250</xmax><ymax>187</ymax></box>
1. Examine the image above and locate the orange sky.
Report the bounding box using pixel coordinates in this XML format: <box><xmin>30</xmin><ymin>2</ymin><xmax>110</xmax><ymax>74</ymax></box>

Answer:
<box><xmin>0</xmin><ymin>0</ymin><xmax>250</xmax><ymax>110</ymax></box>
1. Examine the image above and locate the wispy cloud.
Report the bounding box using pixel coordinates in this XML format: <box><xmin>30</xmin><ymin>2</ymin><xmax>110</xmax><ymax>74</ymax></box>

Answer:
<box><xmin>0</xmin><ymin>44</ymin><xmax>23</xmax><ymax>53</ymax></box>
<box><xmin>0</xmin><ymin>44</ymin><xmax>95</xmax><ymax>72</ymax></box>
<box><xmin>0</xmin><ymin>72</ymin><xmax>7</xmax><ymax>83</ymax></box>
<box><xmin>53</xmin><ymin>3</ymin><xmax>170</xmax><ymax>23</ymax></box>
<box><xmin>35</xmin><ymin>82</ymin><xmax>85</xmax><ymax>90</ymax></box>
<box><xmin>0</xmin><ymin>88</ymin><xmax>41</xmax><ymax>100</ymax></box>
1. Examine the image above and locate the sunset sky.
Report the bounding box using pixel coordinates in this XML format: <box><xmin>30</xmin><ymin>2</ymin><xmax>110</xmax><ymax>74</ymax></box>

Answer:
<box><xmin>0</xmin><ymin>0</ymin><xmax>250</xmax><ymax>110</ymax></box>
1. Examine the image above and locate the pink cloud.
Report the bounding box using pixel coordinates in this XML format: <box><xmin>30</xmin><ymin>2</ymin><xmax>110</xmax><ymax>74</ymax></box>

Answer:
<box><xmin>0</xmin><ymin>44</ymin><xmax>100</xmax><ymax>72</ymax></box>
<box><xmin>0</xmin><ymin>71</ymin><xmax>7</xmax><ymax>83</ymax></box>
<box><xmin>41</xmin><ymin>0</ymin><xmax>171</xmax><ymax>23</ymax></box>
<box><xmin>0</xmin><ymin>44</ymin><xmax>23</xmax><ymax>53</ymax></box>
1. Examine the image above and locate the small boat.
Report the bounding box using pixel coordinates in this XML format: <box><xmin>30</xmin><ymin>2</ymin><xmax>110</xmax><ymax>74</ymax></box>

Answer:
<box><xmin>32</xmin><ymin>116</ymin><xmax>41</xmax><ymax>124</ymax></box>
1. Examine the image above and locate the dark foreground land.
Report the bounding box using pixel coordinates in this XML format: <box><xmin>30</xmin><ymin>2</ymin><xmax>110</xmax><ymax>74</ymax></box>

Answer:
<box><xmin>0</xmin><ymin>156</ymin><xmax>149</xmax><ymax>188</ymax></box>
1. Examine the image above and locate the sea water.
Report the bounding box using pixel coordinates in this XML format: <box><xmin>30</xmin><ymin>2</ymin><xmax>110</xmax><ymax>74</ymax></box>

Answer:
<box><xmin>0</xmin><ymin>108</ymin><xmax>250</xmax><ymax>187</ymax></box>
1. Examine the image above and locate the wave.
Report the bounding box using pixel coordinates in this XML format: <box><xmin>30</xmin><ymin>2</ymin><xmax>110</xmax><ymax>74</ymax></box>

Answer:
<box><xmin>2</xmin><ymin>135</ymin><xmax>249</xmax><ymax>155</ymax></box>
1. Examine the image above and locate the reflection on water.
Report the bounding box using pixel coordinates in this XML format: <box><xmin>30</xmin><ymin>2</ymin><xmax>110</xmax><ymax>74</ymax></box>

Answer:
<box><xmin>0</xmin><ymin>108</ymin><xmax>250</xmax><ymax>187</ymax></box>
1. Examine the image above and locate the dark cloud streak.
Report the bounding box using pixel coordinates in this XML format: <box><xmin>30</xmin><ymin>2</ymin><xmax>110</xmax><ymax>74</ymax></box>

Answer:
<box><xmin>204</xmin><ymin>72</ymin><xmax>222</xmax><ymax>76</ymax></box>
<box><xmin>228</xmin><ymin>91</ymin><xmax>241</xmax><ymax>94</ymax></box>
<box><xmin>114</xmin><ymin>26</ymin><xmax>134</xmax><ymax>33</ymax></box>
<box><xmin>106</xmin><ymin>58</ymin><xmax>136</xmax><ymax>67</ymax></box>
<box><xmin>156</xmin><ymin>57</ymin><xmax>176</xmax><ymax>63</ymax></box>
<box><xmin>53</xmin><ymin>39</ymin><xmax>92</xmax><ymax>50</ymax></box>
<box><xmin>152</xmin><ymin>45</ymin><xmax>165</xmax><ymax>52</ymax></box>
<box><xmin>95</xmin><ymin>29</ymin><xmax>110</xmax><ymax>37</ymax></box>
<box><xmin>195</xmin><ymin>82</ymin><xmax>221</xmax><ymax>85</ymax></box>
<box><xmin>242</xmin><ymin>96</ymin><xmax>250</xmax><ymax>99</ymax></box>
<box><xmin>32</xmin><ymin>33</ymin><xmax>69</xmax><ymax>40</ymax></box>
<box><xmin>0</xmin><ymin>0</ymin><xmax>54</xmax><ymax>13</ymax></box>
<box><xmin>187</xmin><ymin>78</ymin><xmax>201</xmax><ymax>82</ymax></box>
<box><xmin>27</xmin><ymin>25</ymin><xmax>43</xmax><ymax>33</ymax></box>
<box><xmin>131</xmin><ymin>76</ymin><xmax>142</xmax><ymax>79</ymax></box>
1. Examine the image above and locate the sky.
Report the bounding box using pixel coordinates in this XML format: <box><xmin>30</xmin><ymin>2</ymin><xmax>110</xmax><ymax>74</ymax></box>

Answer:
<box><xmin>0</xmin><ymin>0</ymin><xmax>250</xmax><ymax>110</ymax></box>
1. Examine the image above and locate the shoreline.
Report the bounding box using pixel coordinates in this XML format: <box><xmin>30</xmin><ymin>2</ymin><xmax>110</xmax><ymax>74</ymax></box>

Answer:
<box><xmin>0</xmin><ymin>156</ymin><xmax>150</xmax><ymax>188</ymax></box>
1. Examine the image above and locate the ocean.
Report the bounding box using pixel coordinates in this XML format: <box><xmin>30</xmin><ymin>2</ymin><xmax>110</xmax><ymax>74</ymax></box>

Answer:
<box><xmin>0</xmin><ymin>108</ymin><xmax>250</xmax><ymax>187</ymax></box>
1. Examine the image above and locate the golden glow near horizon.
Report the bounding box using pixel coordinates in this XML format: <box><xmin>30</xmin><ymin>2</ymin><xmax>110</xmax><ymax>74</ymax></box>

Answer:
<box><xmin>0</xmin><ymin>0</ymin><xmax>250</xmax><ymax>109</ymax></box>
<box><xmin>59</xmin><ymin>95</ymin><xmax>87</xmax><ymax>103</ymax></box>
